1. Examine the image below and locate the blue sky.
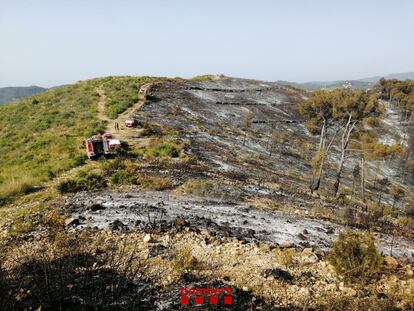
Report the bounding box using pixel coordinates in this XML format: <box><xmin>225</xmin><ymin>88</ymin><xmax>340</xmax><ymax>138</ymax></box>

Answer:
<box><xmin>1</xmin><ymin>0</ymin><xmax>413</xmax><ymax>87</ymax></box>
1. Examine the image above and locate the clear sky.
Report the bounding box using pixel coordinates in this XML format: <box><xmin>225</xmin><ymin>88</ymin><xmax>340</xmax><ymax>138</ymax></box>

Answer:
<box><xmin>1</xmin><ymin>0</ymin><xmax>413</xmax><ymax>87</ymax></box>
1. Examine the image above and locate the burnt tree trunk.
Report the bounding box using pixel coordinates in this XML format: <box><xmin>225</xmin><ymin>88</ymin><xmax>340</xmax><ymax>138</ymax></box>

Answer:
<box><xmin>333</xmin><ymin>114</ymin><xmax>357</xmax><ymax>197</ymax></box>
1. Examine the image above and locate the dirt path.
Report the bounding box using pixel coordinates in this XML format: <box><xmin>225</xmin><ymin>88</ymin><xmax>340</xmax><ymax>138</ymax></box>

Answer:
<box><xmin>96</xmin><ymin>86</ymin><xmax>147</xmax><ymax>147</ymax></box>
<box><xmin>39</xmin><ymin>86</ymin><xmax>147</xmax><ymax>188</ymax></box>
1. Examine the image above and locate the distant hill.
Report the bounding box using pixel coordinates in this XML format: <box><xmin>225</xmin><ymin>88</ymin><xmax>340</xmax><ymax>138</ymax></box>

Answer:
<box><xmin>279</xmin><ymin>71</ymin><xmax>414</xmax><ymax>90</ymax></box>
<box><xmin>0</xmin><ymin>86</ymin><xmax>47</xmax><ymax>104</ymax></box>
<box><xmin>359</xmin><ymin>72</ymin><xmax>414</xmax><ymax>83</ymax></box>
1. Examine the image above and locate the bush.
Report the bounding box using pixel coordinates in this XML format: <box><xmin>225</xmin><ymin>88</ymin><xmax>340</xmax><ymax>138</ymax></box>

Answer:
<box><xmin>404</xmin><ymin>205</ymin><xmax>414</xmax><ymax>217</ymax></box>
<box><xmin>138</xmin><ymin>175</ymin><xmax>173</xmax><ymax>190</ymax></box>
<box><xmin>57</xmin><ymin>179</ymin><xmax>79</xmax><ymax>193</ymax></box>
<box><xmin>57</xmin><ymin>172</ymin><xmax>106</xmax><ymax>193</ymax></box>
<box><xmin>110</xmin><ymin>170</ymin><xmax>134</xmax><ymax>185</ymax></box>
<box><xmin>134</xmin><ymin>140</ymin><xmax>182</xmax><ymax>159</ymax></box>
<box><xmin>329</xmin><ymin>231</ymin><xmax>382</xmax><ymax>281</ymax></box>
<box><xmin>171</xmin><ymin>243</ymin><xmax>197</xmax><ymax>274</ymax></box>
<box><xmin>181</xmin><ymin>179</ymin><xmax>242</xmax><ymax>202</ymax></box>
<box><xmin>147</xmin><ymin>143</ymin><xmax>179</xmax><ymax>158</ymax></box>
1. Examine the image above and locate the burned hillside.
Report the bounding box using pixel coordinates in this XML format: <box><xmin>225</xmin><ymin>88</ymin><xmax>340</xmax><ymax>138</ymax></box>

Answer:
<box><xmin>2</xmin><ymin>76</ymin><xmax>414</xmax><ymax>311</ymax></box>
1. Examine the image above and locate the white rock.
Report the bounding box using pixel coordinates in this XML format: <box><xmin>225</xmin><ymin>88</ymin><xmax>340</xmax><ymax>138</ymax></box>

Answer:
<box><xmin>143</xmin><ymin>234</ymin><xmax>153</xmax><ymax>243</ymax></box>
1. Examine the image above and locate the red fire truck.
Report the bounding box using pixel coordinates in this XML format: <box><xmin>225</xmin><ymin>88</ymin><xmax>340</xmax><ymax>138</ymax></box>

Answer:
<box><xmin>85</xmin><ymin>133</ymin><xmax>121</xmax><ymax>159</ymax></box>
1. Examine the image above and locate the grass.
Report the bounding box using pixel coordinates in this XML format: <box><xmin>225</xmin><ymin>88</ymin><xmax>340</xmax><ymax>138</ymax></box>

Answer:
<box><xmin>0</xmin><ymin>81</ymin><xmax>106</xmax><ymax>203</ymax></box>
<box><xmin>57</xmin><ymin>170</ymin><xmax>106</xmax><ymax>193</ymax></box>
<box><xmin>180</xmin><ymin>179</ymin><xmax>242</xmax><ymax>202</ymax></box>
<box><xmin>0</xmin><ymin>76</ymin><xmax>184</xmax><ymax>204</ymax></box>
<box><xmin>98</xmin><ymin>76</ymin><xmax>178</xmax><ymax>119</ymax></box>
<box><xmin>138</xmin><ymin>175</ymin><xmax>174</xmax><ymax>190</ymax></box>
<box><xmin>132</xmin><ymin>138</ymin><xmax>184</xmax><ymax>158</ymax></box>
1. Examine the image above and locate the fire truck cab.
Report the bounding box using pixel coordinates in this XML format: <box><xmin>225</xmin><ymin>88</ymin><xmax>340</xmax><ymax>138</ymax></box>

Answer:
<box><xmin>85</xmin><ymin>133</ymin><xmax>121</xmax><ymax>159</ymax></box>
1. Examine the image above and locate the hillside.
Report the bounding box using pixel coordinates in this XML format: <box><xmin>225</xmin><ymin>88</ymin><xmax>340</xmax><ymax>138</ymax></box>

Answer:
<box><xmin>0</xmin><ymin>86</ymin><xmax>47</xmax><ymax>104</ymax></box>
<box><xmin>0</xmin><ymin>76</ymin><xmax>413</xmax><ymax>310</ymax></box>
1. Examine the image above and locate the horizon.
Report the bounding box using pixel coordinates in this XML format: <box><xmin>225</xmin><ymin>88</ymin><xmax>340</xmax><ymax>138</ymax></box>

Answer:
<box><xmin>1</xmin><ymin>0</ymin><xmax>414</xmax><ymax>87</ymax></box>
<box><xmin>2</xmin><ymin>71</ymin><xmax>414</xmax><ymax>89</ymax></box>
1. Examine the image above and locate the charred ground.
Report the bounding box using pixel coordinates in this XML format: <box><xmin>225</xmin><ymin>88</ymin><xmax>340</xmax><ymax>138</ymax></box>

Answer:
<box><xmin>1</xmin><ymin>76</ymin><xmax>413</xmax><ymax>310</ymax></box>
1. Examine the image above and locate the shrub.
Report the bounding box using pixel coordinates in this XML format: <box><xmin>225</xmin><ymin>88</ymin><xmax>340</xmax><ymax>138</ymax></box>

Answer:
<box><xmin>181</xmin><ymin>179</ymin><xmax>241</xmax><ymax>202</ymax></box>
<box><xmin>110</xmin><ymin>170</ymin><xmax>134</xmax><ymax>185</ymax></box>
<box><xmin>274</xmin><ymin>248</ymin><xmax>297</xmax><ymax>269</ymax></box>
<box><xmin>147</xmin><ymin>143</ymin><xmax>179</xmax><ymax>158</ymax></box>
<box><xmin>57</xmin><ymin>179</ymin><xmax>79</xmax><ymax>193</ymax></box>
<box><xmin>404</xmin><ymin>205</ymin><xmax>414</xmax><ymax>217</ymax></box>
<box><xmin>134</xmin><ymin>140</ymin><xmax>182</xmax><ymax>159</ymax></box>
<box><xmin>329</xmin><ymin>231</ymin><xmax>382</xmax><ymax>281</ymax></box>
<box><xmin>57</xmin><ymin>172</ymin><xmax>106</xmax><ymax>193</ymax></box>
<box><xmin>138</xmin><ymin>175</ymin><xmax>173</xmax><ymax>190</ymax></box>
<box><xmin>171</xmin><ymin>243</ymin><xmax>197</xmax><ymax>274</ymax></box>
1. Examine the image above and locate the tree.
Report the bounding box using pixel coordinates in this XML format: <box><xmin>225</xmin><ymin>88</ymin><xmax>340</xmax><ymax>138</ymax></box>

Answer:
<box><xmin>299</xmin><ymin>90</ymin><xmax>337</xmax><ymax>192</ymax></box>
<box><xmin>300</xmin><ymin>89</ymin><xmax>382</xmax><ymax>196</ymax></box>
<box><xmin>331</xmin><ymin>89</ymin><xmax>381</xmax><ymax>196</ymax></box>
<box><xmin>349</xmin><ymin>131</ymin><xmax>405</xmax><ymax>203</ymax></box>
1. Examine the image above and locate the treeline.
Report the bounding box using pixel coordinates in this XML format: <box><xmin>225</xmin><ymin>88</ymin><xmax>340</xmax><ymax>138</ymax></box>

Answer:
<box><xmin>376</xmin><ymin>79</ymin><xmax>414</xmax><ymax>183</ymax></box>
<box><xmin>299</xmin><ymin>80</ymin><xmax>413</xmax><ymax>209</ymax></box>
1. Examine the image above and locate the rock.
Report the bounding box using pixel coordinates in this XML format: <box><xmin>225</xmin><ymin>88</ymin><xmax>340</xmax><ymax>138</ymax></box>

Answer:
<box><xmin>300</xmin><ymin>271</ymin><xmax>314</xmax><ymax>280</ymax></box>
<box><xmin>301</xmin><ymin>248</ymin><xmax>319</xmax><ymax>263</ymax></box>
<box><xmin>246</xmin><ymin>228</ymin><xmax>255</xmax><ymax>235</ymax></box>
<box><xmin>326</xmin><ymin>227</ymin><xmax>335</xmax><ymax>234</ymax></box>
<box><xmin>109</xmin><ymin>219</ymin><xmax>128</xmax><ymax>232</ymax></box>
<box><xmin>143</xmin><ymin>234</ymin><xmax>153</xmax><ymax>243</ymax></box>
<box><xmin>90</xmin><ymin>203</ymin><xmax>105</xmax><ymax>211</ymax></box>
<box><xmin>279</xmin><ymin>242</ymin><xmax>293</xmax><ymax>248</ymax></box>
<box><xmin>384</xmin><ymin>256</ymin><xmax>398</xmax><ymax>269</ymax></box>
<box><xmin>148</xmin><ymin>244</ymin><xmax>168</xmax><ymax>257</ymax></box>
<box><xmin>65</xmin><ymin>217</ymin><xmax>80</xmax><ymax>227</ymax></box>
<box><xmin>297</xmin><ymin>233</ymin><xmax>307</xmax><ymax>240</ymax></box>
<box><xmin>174</xmin><ymin>216</ymin><xmax>187</xmax><ymax>228</ymax></box>
<box><xmin>303</xmin><ymin>229</ymin><xmax>309</xmax><ymax>235</ymax></box>
<box><xmin>261</xmin><ymin>268</ymin><xmax>293</xmax><ymax>281</ymax></box>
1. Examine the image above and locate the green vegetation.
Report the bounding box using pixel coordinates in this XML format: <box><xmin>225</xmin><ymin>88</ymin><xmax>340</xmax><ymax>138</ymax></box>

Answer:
<box><xmin>109</xmin><ymin>169</ymin><xmax>134</xmax><ymax>186</ymax></box>
<box><xmin>329</xmin><ymin>231</ymin><xmax>383</xmax><ymax>281</ymax></box>
<box><xmin>0</xmin><ymin>82</ymin><xmax>105</xmax><ymax>203</ymax></box>
<box><xmin>377</xmin><ymin>78</ymin><xmax>414</xmax><ymax>183</ymax></box>
<box><xmin>57</xmin><ymin>170</ymin><xmax>106</xmax><ymax>193</ymax></box>
<box><xmin>190</xmin><ymin>74</ymin><xmax>221</xmax><ymax>81</ymax></box>
<box><xmin>0</xmin><ymin>76</ymin><xmax>184</xmax><ymax>203</ymax></box>
<box><xmin>138</xmin><ymin>175</ymin><xmax>173</xmax><ymax>190</ymax></box>
<box><xmin>181</xmin><ymin>179</ymin><xmax>241</xmax><ymax>202</ymax></box>
<box><xmin>133</xmin><ymin>139</ymin><xmax>183</xmax><ymax>158</ymax></box>
<box><xmin>98</xmin><ymin>76</ymin><xmax>176</xmax><ymax>118</ymax></box>
<box><xmin>300</xmin><ymin>88</ymin><xmax>383</xmax><ymax>195</ymax></box>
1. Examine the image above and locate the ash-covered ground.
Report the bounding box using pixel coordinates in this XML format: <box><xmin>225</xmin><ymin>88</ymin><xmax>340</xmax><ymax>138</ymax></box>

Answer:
<box><xmin>67</xmin><ymin>189</ymin><xmax>414</xmax><ymax>260</ymax></box>
<box><xmin>67</xmin><ymin>77</ymin><xmax>414</xmax><ymax>261</ymax></box>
